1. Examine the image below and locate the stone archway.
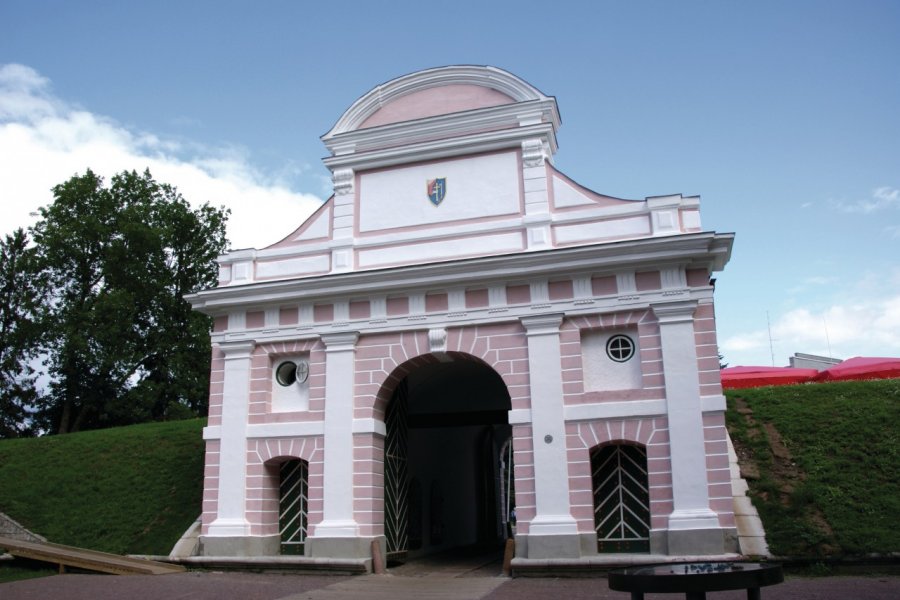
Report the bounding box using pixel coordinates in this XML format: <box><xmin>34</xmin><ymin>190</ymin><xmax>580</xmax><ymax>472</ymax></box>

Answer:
<box><xmin>382</xmin><ymin>354</ymin><xmax>513</xmax><ymax>563</ymax></box>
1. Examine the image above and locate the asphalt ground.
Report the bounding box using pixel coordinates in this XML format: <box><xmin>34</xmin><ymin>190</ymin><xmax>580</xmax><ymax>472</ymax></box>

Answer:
<box><xmin>1</xmin><ymin>571</ymin><xmax>899</xmax><ymax>600</ymax></box>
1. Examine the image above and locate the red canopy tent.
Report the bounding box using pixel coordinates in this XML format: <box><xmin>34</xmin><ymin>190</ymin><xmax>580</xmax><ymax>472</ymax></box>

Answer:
<box><xmin>813</xmin><ymin>356</ymin><xmax>900</xmax><ymax>382</ymax></box>
<box><xmin>720</xmin><ymin>366</ymin><xmax>819</xmax><ymax>389</ymax></box>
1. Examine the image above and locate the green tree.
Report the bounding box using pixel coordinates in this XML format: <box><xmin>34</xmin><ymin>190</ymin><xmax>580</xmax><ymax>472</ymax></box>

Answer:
<box><xmin>0</xmin><ymin>228</ymin><xmax>45</xmax><ymax>437</ymax></box>
<box><xmin>30</xmin><ymin>169</ymin><xmax>228</xmax><ymax>433</ymax></box>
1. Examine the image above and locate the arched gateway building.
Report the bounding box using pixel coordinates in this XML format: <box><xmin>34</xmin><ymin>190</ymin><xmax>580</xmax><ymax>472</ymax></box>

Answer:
<box><xmin>187</xmin><ymin>66</ymin><xmax>737</xmax><ymax>566</ymax></box>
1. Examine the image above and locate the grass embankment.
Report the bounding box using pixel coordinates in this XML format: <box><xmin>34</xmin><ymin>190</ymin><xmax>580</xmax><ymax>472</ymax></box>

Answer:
<box><xmin>0</xmin><ymin>418</ymin><xmax>205</xmax><ymax>556</ymax></box>
<box><xmin>1</xmin><ymin>381</ymin><xmax>897</xmax><ymax>575</ymax></box>
<box><xmin>725</xmin><ymin>379</ymin><xmax>900</xmax><ymax>558</ymax></box>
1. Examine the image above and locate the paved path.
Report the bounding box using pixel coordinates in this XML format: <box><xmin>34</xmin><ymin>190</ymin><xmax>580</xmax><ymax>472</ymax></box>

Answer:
<box><xmin>2</xmin><ymin>570</ymin><xmax>899</xmax><ymax>600</ymax></box>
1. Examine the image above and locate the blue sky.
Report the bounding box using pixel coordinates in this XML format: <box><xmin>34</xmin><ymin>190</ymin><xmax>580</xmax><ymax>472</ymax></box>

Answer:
<box><xmin>2</xmin><ymin>0</ymin><xmax>898</xmax><ymax>367</ymax></box>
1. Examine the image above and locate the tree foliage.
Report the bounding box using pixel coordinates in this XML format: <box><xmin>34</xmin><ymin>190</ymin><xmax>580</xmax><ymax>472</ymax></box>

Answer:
<box><xmin>24</xmin><ymin>169</ymin><xmax>229</xmax><ymax>434</ymax></box>
<box><xmin>0</xmin><ymin>229</ymin><xmax>46</xmax><ymax>437</ymax></box>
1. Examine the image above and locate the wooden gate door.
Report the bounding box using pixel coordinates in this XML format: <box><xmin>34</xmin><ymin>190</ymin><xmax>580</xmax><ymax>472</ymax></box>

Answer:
<box><xmin>591</xmin><ymin>444</ymin><xmax>650</xmax><ymax>553</ymax></box>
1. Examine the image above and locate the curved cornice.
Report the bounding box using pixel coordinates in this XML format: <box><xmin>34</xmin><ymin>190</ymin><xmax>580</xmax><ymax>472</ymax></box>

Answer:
<box><xmin>323</xmin><ymin>65</ymin><xmax>555</xmax><ymax>140</ymax></box>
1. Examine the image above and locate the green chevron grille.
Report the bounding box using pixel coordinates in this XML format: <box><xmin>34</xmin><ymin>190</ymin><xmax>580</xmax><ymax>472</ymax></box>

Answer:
<box><xmin>384</xmin><ymin>380</ymin><xmax>409</xmax><ymax>560</ymax></box>
<box><xmin>279</xmin><ymin>459</ymin><xmax>308</xmax><ymax>555</ymax></box>
<box><xmin>592</xmin><ymin>444</ymin><xmax>650</xmax><ymax>553</ymax></box>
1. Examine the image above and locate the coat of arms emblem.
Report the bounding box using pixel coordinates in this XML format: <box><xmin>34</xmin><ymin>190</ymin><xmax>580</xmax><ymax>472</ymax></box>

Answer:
<box><xmin>427</xmin><ymin>178</ymin><xmax>446</xmax><ymax>206</ymax></box>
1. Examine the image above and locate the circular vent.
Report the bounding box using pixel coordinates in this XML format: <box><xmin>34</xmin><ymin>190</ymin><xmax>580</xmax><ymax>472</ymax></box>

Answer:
<box><xmin>606</xmin><ymin>335</ymin><xmax>635</xmax><ymax>363</ymax></box>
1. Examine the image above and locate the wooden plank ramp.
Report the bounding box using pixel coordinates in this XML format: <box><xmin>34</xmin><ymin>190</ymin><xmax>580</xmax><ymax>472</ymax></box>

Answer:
<box><xmin>0</xmin><ymin>536</ymin><xmax>185</xmax><ymax>575</ymax></box>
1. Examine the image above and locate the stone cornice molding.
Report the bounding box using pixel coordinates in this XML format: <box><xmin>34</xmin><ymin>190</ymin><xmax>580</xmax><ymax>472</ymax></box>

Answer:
<box><xmin>322</xmin><ymin>120</ymin><xmax>557</xmax><ymax>172</ymax></box>
<box><xmin>324</xmin><ymin>65</ymin><xmax>558</xmax><ymax>139</ymax></box>
<box><xmin>218</xmin><ymin>340</ymin><xmax>256</xmax><ymax>360</ymax></box>
<box><xmin>321</xmin><ymin>331</ymin><xmax>359</xmax><ymax>351</ymax></box>
<box><xmin>188</xmin><ymin>233</ymin><xmax>734</xmax><ymax>315</ymax></box>
<box><xmin>652</xmin><ymin>300</ymin><xmax>699</xmax><ymax>324</ymax></box>
<box><xmin>521</xmin><ymin>314</ymin><xmax>564</xmax><ymax>336</ymax></box>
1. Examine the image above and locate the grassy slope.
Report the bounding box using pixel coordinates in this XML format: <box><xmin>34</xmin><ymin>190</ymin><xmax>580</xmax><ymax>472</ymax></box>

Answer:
<box><xmin>1</xmin><ymin>381</ymin><xmax>897</xmax><ymax>562</ymax></box>
<box><xmin>0</xmin><ymin>418</ymin><xmax>205</xmax><ymax>556</ymax></box>
<box><xmin>725</xmin><ymin>379</ymin><xmax>900</xmax><ymax>557</ymax></box>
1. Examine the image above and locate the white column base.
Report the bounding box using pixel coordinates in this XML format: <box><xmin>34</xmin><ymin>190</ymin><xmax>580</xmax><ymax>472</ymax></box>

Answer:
<box><xmin>528</xmin><ymin>514</ymin><xmax>579</xmax><ymax>536</ymax></box>
<box><xmin>312</xmin><ymin>519</ymin><xmax>360</xmax><ymax>538</ymax></box>
<box><xmin>668</xmin><ymin>508</ymin><xmax>721</xmax><ymax>531</ymax></box>
<box><xmin>206</xmin><ymin>517</ymin><xmax>252</xmax><ymax>537</ymax></box>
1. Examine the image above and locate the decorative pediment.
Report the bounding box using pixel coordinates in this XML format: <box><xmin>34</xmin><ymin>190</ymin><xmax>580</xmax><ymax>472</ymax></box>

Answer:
<box><xmin>323</xmin><ymin>65</ymin><xmax>555</xmax><ymax>137</ymax></box>
<box><xmin>207</xmin><ymin>66</ymin><xmax>720</xmax><ymax>288</ymax></box>
<box><xmin>321</xmin><ymin>66</ymin><xmax>561</xmax><ymax>169</ymax></box>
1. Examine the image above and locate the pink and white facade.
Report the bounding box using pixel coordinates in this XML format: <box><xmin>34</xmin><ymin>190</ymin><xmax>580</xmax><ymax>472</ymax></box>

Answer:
<box><xmin>188</xmin><ymin>66</ymin><xmax>737</xmax><ymax>564</ymax></box>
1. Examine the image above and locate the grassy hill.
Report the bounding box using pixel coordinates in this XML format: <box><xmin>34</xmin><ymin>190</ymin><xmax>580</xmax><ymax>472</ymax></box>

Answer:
<box><xmin>1</xmin><ymin>379</ymin><xmax>898</xmax><ymax>567</ymax></box>
<box><xmin>0</xmin><ymin>418</ymin><xmax>205</xmax><ymax>556</ymax></box>
<box><xmin>726</xmin><ymin>378</ymin><xmax>899</xmax><ymax>558</ymax></box>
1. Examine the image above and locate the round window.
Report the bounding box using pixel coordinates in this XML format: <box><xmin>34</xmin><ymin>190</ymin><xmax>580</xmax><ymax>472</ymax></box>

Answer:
<box><xmin>606</xmin><ymin>334</ymin><xmax>635</xmax><ymax>362</ymax></box>
<box><xmin>275</xmin><ymin>361</ymin><xmax>297</xmax><ymax>386</ymax></box>
<box><xmin>295</xmin><ymin>360</ymin><xmax>310</xmax><ymax>384</ymax></box>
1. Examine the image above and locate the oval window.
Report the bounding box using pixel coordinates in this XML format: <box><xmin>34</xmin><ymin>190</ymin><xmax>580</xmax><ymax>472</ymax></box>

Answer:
<box><xmin>606</xmin><ymin>334</ymin><xmax>635</xmax><ymax>363</ymax></box>
<box><xmin>275</xmin><ymin>361</ymin><xmax>297</xmax><ymax>386</ymax></box>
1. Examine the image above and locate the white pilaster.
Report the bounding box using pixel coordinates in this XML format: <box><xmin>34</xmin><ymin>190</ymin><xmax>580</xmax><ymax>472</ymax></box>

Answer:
<box><xmin>521</xmin><ymin>314</ymin><xmax>578</xmax><ymax>536</ymax></box>
<box><xmin>331</xmin><ymin>167</ymin><xmax>355</xmax><ymax>273</ymax></box>
<box><xmin>653</xmin><ymin>301</ymin><xmax>720</xmax><ymax>531</ymax></box>
<box><xmin>313</xmin><ymin>331</ymin><xmax>360</xmax><ymax>537</ymax></box>
<box><xmin>206</xmin><ymin>340</ymin><xmax>255</xmax><ymax>537</ymax></box>
<box><xmin>522</xmin><ymin>138</ymin><xmax>552</xmax><ymax>250</ymax></box>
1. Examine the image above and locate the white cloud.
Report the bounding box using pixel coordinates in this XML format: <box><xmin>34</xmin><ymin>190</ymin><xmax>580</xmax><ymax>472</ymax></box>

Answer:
<box><xmin>0</xmin><ymin>63</ymin><xmax>323</xmax><ymax>250</ymax></box>
<box><xmin>786</xmin><ymin>275</ymin><xmax>839</xmax><ymax>295</ymax></box>
<box><xmin>722</xmin><ymin>293</ymin><xmax>900</xmax><ymax>366</ymax></box>
<box><xmin>830</xmin><ymin>186</ymin><xmax>900</xmax><ymax>214</ymax></box>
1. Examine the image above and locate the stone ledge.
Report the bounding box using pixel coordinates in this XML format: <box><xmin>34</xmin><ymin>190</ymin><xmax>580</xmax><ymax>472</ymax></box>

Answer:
<box><xmin>511</xmin><ymin>553</ymin><xmax>745</xmax><ymax>577</ymax></box>
<box><xmin>137</xmin><ymin>554</ymin><xmax>371</xmax><ymax>575</ymax></box>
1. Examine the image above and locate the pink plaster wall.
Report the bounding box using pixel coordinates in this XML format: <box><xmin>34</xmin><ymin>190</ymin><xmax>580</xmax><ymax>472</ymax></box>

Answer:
<box><xmin>703</xmin><ymin>412</ymin><xmax>735</xmax><ymax>528</ymax></box>
<box><xmin>560</xmin><ymin>310</ymin><xmax>664</xmax><ymax>405</ymax></box>
<box><xmin>279</xmin><ymin>307</ymin><xmax>298</xmax><ymax>326</ymax></box>
<box><xmin>506</xmin><ymin>284</ymin><xmax>530</xmax><ymax>305</ymax></box>
<box><xmin>313</xmin><ymin>304</ymin><xmax>334</xmax><ymax>323</ymax></box>
<box><xmin>246</xmin><ymin>311</ymin><xmax>265</xmax><ymax>329</ymax></box>
<box><xmin>207</xmin><ymin>347</ymin><xmax>225</xmax><ymax>427</ymax></box>
<box><xmin>635</xmin><ymin>271</ymin><xmax>662</xmax><ymax>292</ymax></box>
<box><xmin>425</xmin><ymin>293</ymin><xmax>449</xmax><ymax>313</ymax></box>
<box><xmin>246</xmin><ymin>340</ymin><xmax>327</xmax><ymax>425</ymax></box>
<box><xmin>694</xmin><ymin>301</ymin><xmax>723</xmax><ymax>396</ymax></box>
<box><xmin>353</xmin><ymin>433</ymin><xmax>385</xmax><ymax>537</ymax></box>
<box><xmin>264</xmin><ymin>198</ymin><xmax>334</xmax><ymax>250</ymax></box>
<box><xmin>465</xmin><ymin>288</ymin><xmax>489</xmax><ymax>309</ymax></box>
<box><xmin>244</xmin><ymin>437</ymin><xmax>324</xmax><ymax>537</ymax></box>
<box><xmin>349</xmin><ymin>300</ymin><xmax>370</xmax><ymax>320</ymax></box>
<box><xmin>686</xmin><ymin>268</ymin><xmax>710</xmax><ymax>287</ymax></box>
<box><xmin>548</xmin><ymin>280</ymin><xmax>574</xmax><ymax>301</ymax></box>
<box><xmin>566</xmin><ymin>418</ymin><xmax>673</xmax><ymax>534</ymax></box>
<box><xmin>591</xmin><ymin>276</ymin><xmax>617</xmax><ymax>296</ymax></box>
<box><xmin>386</xmin><ymin>297</ymin><xmax>408</xmax><ymax>316</ymax></box>
<box><xmin>512</xmin><ymin>424</ymin><xmax>535</xmax><ymax>534</ymax></box>
<box><xmin>359</xmin><ymin>84</ymin><xmax>514</xmax><ymax>129</ymax></box>
<box><xmin>200</xmin><ymin>439</ymin><xmax>221</xmax><ymax>535</ymax></box>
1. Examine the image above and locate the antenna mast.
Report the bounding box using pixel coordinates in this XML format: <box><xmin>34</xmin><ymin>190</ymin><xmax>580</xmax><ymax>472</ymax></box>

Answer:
<box><xmin>823</xmin><ymin>317</ymin><xmax>833</xmax><ymax>359</ymax></box>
